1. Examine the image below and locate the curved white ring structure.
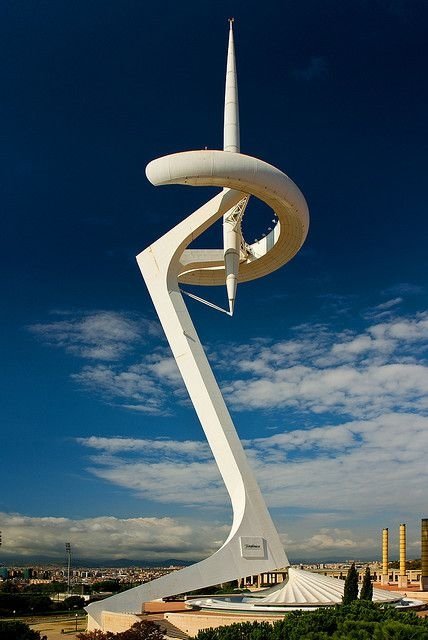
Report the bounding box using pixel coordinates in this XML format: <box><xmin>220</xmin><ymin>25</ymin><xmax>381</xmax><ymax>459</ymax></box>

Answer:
<box><xmin>146</xmin><ymin>150</ymin><xmax>308</xmax><ymax>286</ymax></box>
<box><xmin>86</xmin><ymin>22</ymin><xmax>309</xmax><ymax>631</ymax></box>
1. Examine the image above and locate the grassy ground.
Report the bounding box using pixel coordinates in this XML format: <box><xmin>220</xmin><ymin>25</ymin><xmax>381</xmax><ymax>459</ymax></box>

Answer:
<box><xmin>13</xmin><ymin>613</ymin><xmax>88</xmax><ymax>640</ymax></box>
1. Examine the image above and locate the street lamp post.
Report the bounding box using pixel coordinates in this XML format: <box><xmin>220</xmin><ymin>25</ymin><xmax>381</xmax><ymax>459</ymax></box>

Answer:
<box><xmin>75</xmin><ymin>613</ymin><xmax>78</xmax><ymax>631</ymax></box>
<box><xmin>65</xmin><ymin>543</ymin><xmax>71</xmax><ymax>594</ymax></box>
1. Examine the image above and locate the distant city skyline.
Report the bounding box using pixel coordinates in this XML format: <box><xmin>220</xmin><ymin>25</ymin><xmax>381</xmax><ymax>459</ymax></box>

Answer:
<box><xmin>1</xmin><ymin>0</ymin><xmax>427</xmax><ymax>563</ymax></box>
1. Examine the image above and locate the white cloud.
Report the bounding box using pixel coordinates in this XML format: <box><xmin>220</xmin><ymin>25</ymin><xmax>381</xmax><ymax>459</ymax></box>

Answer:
<box><xmin>363</xmin><ymin>297</ymin><xmax>403</xmax><ymax>320</ymax></box>
<box><xmin>24</xmin><ymin>304</ymin><xmax>428</xmax><ymax>560</ymax></box>
<box><xmin>73</xmin><ymin>363</ymin><xmax>164</xmax><ymax>414</ymax></box>
<box><xmin>214</xmin><ymin>311</ymin><xmax>428</xmax><ymax>418</ymax></box>
<box><xmin>225</xmin><ymin>363</ymin><xmax>428</xmax><ymax>417</ymax></box>
<box><xmin>0</xmin><ymin>511</ymin><xmax>391</xmax><ymax>561</ymax></box>
<box><xmin>369</xmin><ymin>313</ymin><xmax>428</xmax><ymax>342</ymax></box>
<box><xmin>282</xmin><ymin>529</ymin><xmax>375</xmax><ymax>554</ymax></box>
<box><xmin>29</xmin><ymin>307</ymin><xmax>428</xmax><ymax>421</ymax></box>
<box><xmin>73</xmin><ymin>354</ymin><xmax>185</xmax><ymax>414</ymax></box>
<box><xmin>375</xmin><ymin>297</ymin><xmax>403</xmax><ymax>311</ymax></box>
<box><xmin>0</xmin><ymin>512</ymin><xmax>229</xmax><ymax>561</ymax></box>
<box><xmin>28</xmin><ymin>310</ymin><xmax>159</xmax><ymax>361</ymax></box>
<box><xmin>78</xmin><ymin>436</ymin><xmax>211</xmax><ymax>458</ymax></box>
<box><xmin>90</xmin><ymin>461</ymin><xmax>225</xmax><ymax>507</ymax></box>
<box><xmin>78</xmin><ymin>437</ymin><xmax>223</xmax><ymax>506</ymax></box>
<box><xmin>251</xmin><ymin>413</ymin><xmax>428</xmax><ymax>512</ymax></box>
<box><xmin>77</xmin><ymin>412</ymin><xmax>428</xmax><ymax>518</ymax></box>
<box><xmin>249</xmin><ymin>423</ymin><xmax>356</xmax><ymax>455</ymax></box>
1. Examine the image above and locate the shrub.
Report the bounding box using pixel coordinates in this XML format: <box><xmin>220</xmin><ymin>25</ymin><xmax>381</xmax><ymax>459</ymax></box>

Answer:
<box><xmin>0</xmin><ymin>620</ymin><xmax>41</xmax><ymax>639</ymax></box>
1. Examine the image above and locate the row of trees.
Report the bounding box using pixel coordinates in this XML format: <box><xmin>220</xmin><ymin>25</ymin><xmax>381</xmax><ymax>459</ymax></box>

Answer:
<box><xmin>3</xmin><ymin>603</ymin><xmax>428</xmax><ymax>640</ymax></box>
<box><xmin>0</xmin><ymin>579</ymin><xmax>126</xmax><ymax>596</ymax></box>
<box><xmin>0</xmin><ymin>578</ymin><xmax>134</xmax><ymax>617</ymax></box>
<box><xmin>195</xmin><ymin>601</ymin><xmax>428</xmax><ymax>640</ymax></box>
<box><xmin>0</xmin><ymin>592</ymin><xmax>85</xmax><ymax>616</ymax></box>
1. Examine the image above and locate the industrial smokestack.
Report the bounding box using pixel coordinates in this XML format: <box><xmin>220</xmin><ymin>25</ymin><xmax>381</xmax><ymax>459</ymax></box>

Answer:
<box><xmin>421</xmin><ymin>518</ymin><xmax>428</xmax><ymax>591</ymax></box>
<box><xmin>381</xmin><ymin>528</ymin><xmax>389</xmax><ymax>585</ymax></box>
<box><xmin>398</xmin><ymin>523</ymin><xmax>408</xmax><ymax>588</ymax></box>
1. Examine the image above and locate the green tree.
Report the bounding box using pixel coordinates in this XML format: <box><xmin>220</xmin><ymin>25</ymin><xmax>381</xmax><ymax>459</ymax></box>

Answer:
<box><xmin>359</xmin><ymin>567</ymin><xmax>373</xmax><ymax>601</ymax></box>
<box><xmin>63</xmin><ymin>595</ymin><xmax>85</xmax><ymax>610</ymax></box>
<box><xmin>23</xmin><ymin>581</ymin><xmax>67</xmax><ymax>596</ymax></box>
<box><xmin>197</xmin><ymin>621</ymin><xmax>274</xmax><ymax>640</ymax></box>
<box><xmin>274</xmin><ymin>608</ymin><xmax>341</xmax><ymax>640</ymax></box>
<box><xmin>372</xmin><ymin>620</ymin><xmax>428</xmax><ymax>639</ymax></box>
<box><xmin>342</xmin><ymin>563</ymin><xmax>359</xmax><ymax>605</ymax></box>
<box><xmin>77</xmin><ymin>620</ymin><xmax>163</xmax><ymax>640</ymax></box>
<box><xmin>27</xmin><ymin>595</ymin><xmax>53</xmax><ymax>613</ymax></box>
<box><xmin>91</xmin><ymin>580</ymin><xmax>121</xmax><ymax>593</ymax></box>
<box><xmin>0</xmin><ymin>593</ymin><xmax>53</xmax><ymax>615</ymax></box>
<box><xmin>120</xmin><ymin>621</ymin><xmax>165</xmax><ymax>639</ymax></box>
<box><xmin>0</xmin><ymin>620</ymin><xmax>41</xmax><ymax>640</ymax></box>
<box><xmin>77</xmin><ymin>631</ymin><xmax>113</xmax><ymax>640</ymax></box>
<box><xmin>214</xmin><ymin>582</ymin><xmax>237</xmax><ymax>594</ymax></box>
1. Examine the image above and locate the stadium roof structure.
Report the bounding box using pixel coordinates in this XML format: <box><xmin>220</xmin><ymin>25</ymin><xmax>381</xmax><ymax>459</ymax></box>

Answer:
<box><xmin>187</xmin><ymin>568</ymin><xmax>424</xmax><ymax>612</ymax></box>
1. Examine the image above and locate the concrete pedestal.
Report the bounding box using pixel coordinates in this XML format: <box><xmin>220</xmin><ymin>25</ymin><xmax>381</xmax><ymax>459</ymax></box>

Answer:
<box><xmin>398</xmin><ymin>575</ymin><xmax>408</xmax><ymax>589</ymax></box>
<box><xmin>380</xmin><ymin>574</ymin><xmax>389</xmax><ymax>585</ymax></box>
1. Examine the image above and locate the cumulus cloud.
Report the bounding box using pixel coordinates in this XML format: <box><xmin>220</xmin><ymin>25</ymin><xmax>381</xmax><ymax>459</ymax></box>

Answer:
<box><xmin>226</xmin><ymin>363</ymin><xmax>428</xmax><ymax>417</ymax></box>
<box><xmin>78</xmin><ymin>436</ymin><xmax>211</xmax><ymax>458</ymax></box>
<box><xmin>216</xmin><ymin>311</ymin><xmax>428</xmax><ymax>418</ymax></box>
<box><xmin>28</xmin><ymin>310</ymin><xmax>159</xmax><ymax>361</ymax></box>
<box><xmin>90</xmin><ymin>461</ymin><xmax>225</xmax><ymax>507</ymax></box>
<box><xmin>0</xmin><ymin>512</ymin><xmax>229</xmax><ymax>561</ymax></box>
<box><xmin>24</xmin><ymin>303</ymin><xmax>428</xmax><ymax>560</ymax></box>
<box><xmin>0</xmin><ymin>512</ymin><xmax>388</xmax><ymax>561</ymax></box>
<box><xmin>282</xmin><ymin>529</ymin><xmax>375</xmax><ymax>554</ymax></box>
<box><xmin>73</xmin><ymin>353</ymin><xmax>185</xmax><ymax>414</ymax></box>
<box><xmin>369</xmin><ymin>313</ymin><xmax>428</xmax><ymax>342</ymax></box>
<box><xmin>79</xmin><ymin>436</ymin><xmax>223</xmax><ymax>506</ymax></box>
<box><xmin>252</xmin><ymin>413</ymin><xmax>428</xmax><ymax>512</ymax></box>
<box><xmin>78</xmin><ymin>412</ymin><xmax>428</xmax><ymax>518</ymax></box>
<box><xmin>29</xmin><ymin>307</ymin><xmax>428</xmax><ymax>420</ymax></box>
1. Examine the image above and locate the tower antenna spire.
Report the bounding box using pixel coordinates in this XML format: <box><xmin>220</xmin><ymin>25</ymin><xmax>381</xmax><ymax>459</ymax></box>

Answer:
<box><xmin>224</xmin><ymin>18</ymin><xmax>240</xmax><ymax>152</ymax></box>
<box><xmin>223</xmin><ymin>18</ymin><xmax>242</xmax><ymax>315</ymax></box>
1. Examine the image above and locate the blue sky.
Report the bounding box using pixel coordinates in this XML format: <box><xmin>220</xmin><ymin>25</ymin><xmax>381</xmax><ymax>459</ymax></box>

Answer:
<box><xmin>1</xmin><ymin>0</ymin><xmax>427</xmax><ymax>563</ymax></box>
